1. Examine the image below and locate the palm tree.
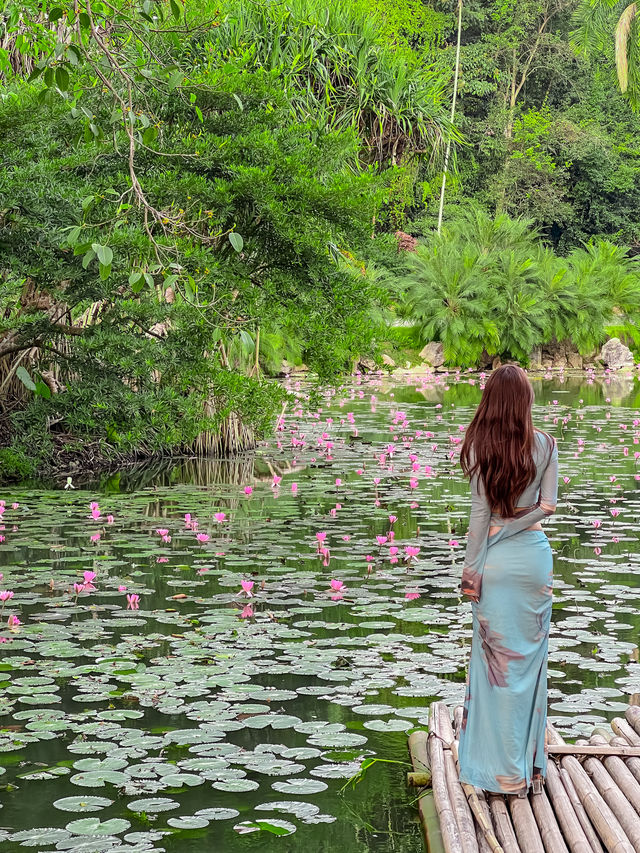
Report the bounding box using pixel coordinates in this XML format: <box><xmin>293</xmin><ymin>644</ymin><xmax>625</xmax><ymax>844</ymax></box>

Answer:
<box><xmin>573</xmin><ymin>0</ymin><xmax>640</xmax><ymax>108</ymax></box>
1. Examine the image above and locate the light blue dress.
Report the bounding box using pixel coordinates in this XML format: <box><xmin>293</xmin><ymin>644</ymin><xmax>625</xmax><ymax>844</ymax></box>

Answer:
<box><xmin>458</xmin><ymin>430</ymin><xmax>559</xmax><ymax>795</ymax></box>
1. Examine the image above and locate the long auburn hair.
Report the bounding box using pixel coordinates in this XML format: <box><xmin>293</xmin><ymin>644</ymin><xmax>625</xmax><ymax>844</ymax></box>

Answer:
<box><xmin>460</xmin><ymin>365</ymin><xmax>553</xmax><ymax>517</ymax></box>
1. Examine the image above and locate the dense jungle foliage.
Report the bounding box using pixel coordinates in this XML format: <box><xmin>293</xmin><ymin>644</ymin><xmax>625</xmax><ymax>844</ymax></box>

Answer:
<box><xmin>2</xmin><ymin>0</ymin><xmax>640</xmax><ymax>480</ymax></box>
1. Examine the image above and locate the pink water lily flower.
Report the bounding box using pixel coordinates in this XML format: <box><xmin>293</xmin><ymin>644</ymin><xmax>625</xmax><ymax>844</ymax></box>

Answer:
<box><xmin>214</xmin><ymin>512</ymin><xmax>226</xmax><ymax>523</ymax></box>
<box><xmin>592</xmin><ymin>519</ymin><xmax>601</xmax><ymax>528</ymax></box>
<box><xmin>330</xmin><ymin>579</ymin><xmax>345</xmax><ymax>592</ymax></box>
<box><xmin>291</xmin><ymin>483</ymin><xmax>298</xmax><ymax>494</ymax></box>
<box><xmin>376</xmin><ymin>535</ymin><xmax>388</xmax><ymax>546</ymax></box>
<box><xmin>126</xmin><ymin>593</ymin><xmax>140</xmax><ymax>610</ymax></box>
<box><xmin>196</xmin><ymin>533</ymin><xmax>210</xmax><ymax>543</ymax></box>
<box><xmin>83</xmin><ymin>571</ymin><xmax>96</xmax><ymax>590</ymax></box>
<box><xmin>73</xmin><ymin>582</ymin><xmax>85</xmax><ymax>596</ymax></box>
<box><xmin>239</xmin><ymin>604</ymin><xmax>254</xmax><ymax>619</ymax></box>
<box><xmin>409</xmin><ymin>478</ymin><xmax>418</xmax><ymax>489</ymax></box>
<box><xmin>7</xmin><ymin>614</ymin><xmax>20</xmax><ymax>630</ymax></box>
<box><xmin>241</xmin><ymin>580</ymin><xmax>254</xmax><ymax>597</ymax></box>
<box><xmin>0</xmin><ymin>590</ymin><xmax>13</xmax><ymax>602</ymax></box>
<box><xmin>388</xmin><ymin>515</ymin><xmax>397</xmax><ymax>524</ymax></box>
<box><xmin>405</xmin><ymin>591</ymin><xmax>420</xmax><ymax>600</ymax></box>
<box><xmin>156</xmin><ymin>528</ymin><xmax>169</xmax><ymax>537</ymax></box>
<box><xmin>107</xmin><ymin>515</ymin><xmax>114</xmax><ymax>524</ymax></box>
<box><xmin>449</xmin><ymin>539</ymin><xmax>459</xmax><ymax>547</ymax></box>
<box><xmin>404</xmin><ymin>545</ymin><xmax>420</xmax><ymax>559</ymax></box>
<box><xmin>272</xmin><ymin>475</ymin><xmax>282</xmax><ymax>488</ymax></box>
<box><xmin>118</xmin><ymin>585</ymin><xmax>127</xmax><ymax>592</ymax></box>
<box><xmin>244</xmin><ymin>486</ymin><xmax>253</xmax><ymax>496</ymax></box>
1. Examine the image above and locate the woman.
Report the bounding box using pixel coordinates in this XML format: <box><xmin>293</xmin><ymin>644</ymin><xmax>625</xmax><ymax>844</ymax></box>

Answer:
<box><xmin>457</xmin><ymin>364</ymin><xmax>558</xmax><ymax>797</ymax></box>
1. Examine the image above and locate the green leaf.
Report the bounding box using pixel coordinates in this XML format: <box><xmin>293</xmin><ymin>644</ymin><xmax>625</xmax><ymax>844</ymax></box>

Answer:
<box><xmin>129</xmin><ymin>272</ymin><xmax>145</xmax><ymax>293</ymax></box>
<box><xmin>78</xmin><ymin>12</ymin><xmax>91</xmax><ymax>28</ymax></box>
<box><xmin>170</xmin><ymin>0</ymin><xmax>182</xmax><ymax>20</ymax></box>
<box><xmin>92</xmin><ymin>244</ymin><xmax>113</xmax><ymax>266</ymax></box>
<box><xmin>229</xmin><ymin>232</ymin><xmax>244</xmax><ymax>252</ymax></box>
<box><xmin>195</xmin><ymin>105</ymin><xmax>204</xmax><ymax>123</ymax></box>
<box><xmin>49</xmin><ymin>8</ymin><xmax>64</xmax><ymax>21</ymax></box>
<box><xmin>16</xmin><ymin>367</ymin><xmax>36</xmax><ymax>392</ymax></box>
<box><xmin>232</xmin><ymin>93</ymin><xmax>244</xmax><ymax>111</ymax></box>
<box><xmin>142</xmin><ymin>126</ymin><xmax>157</xmax><ymax>146</ymax></box>
<box><xmin>82</xmin><ymin>249</ymin><xmax>96</xmax><ymax>269</ymax></box>
<box><xmin>66</xmin><ymin>225</ymin><xmax>82</xmax><ymax>245</ymax></box>
<box><xmin>168</xmin><ymin>70</ymin><xmax>183</xmax><ymax>91</ymax></box>
<box><xmin>34</xmin><ymin>380</ymin><xmax>52</xmax><ymax>400</ymax></box>
<box><xmin>81</xmin><ymin>195</ymin><xmax>94</xmax><ymax>212</ymax></box>
<box><xmin>55</xmin><ymin>66</ymin><xmax>69</xmax><ymax>91</ymax></box>
<box><xmin>99</xmin><ymin>262</ymin><xmax>112</xmax><ymax>281</ymax></box>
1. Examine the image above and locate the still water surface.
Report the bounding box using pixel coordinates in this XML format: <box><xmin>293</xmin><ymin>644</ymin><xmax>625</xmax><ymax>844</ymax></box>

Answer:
<box><xmin>1</xmin><ymin>371</ymin><xmax>640</xmax><ymax>852</ymax></box>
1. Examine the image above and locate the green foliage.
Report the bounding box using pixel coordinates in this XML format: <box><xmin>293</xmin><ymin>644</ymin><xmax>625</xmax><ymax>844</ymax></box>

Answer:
<box><xmin>401</xmin><ymin>206</ymin><xmax>640</xmax><ymax>365</ymax></box>
<box><xmin>0</xmin><ymin>0</ymin><xmax>403</xmax><ymax>475</ymax></box>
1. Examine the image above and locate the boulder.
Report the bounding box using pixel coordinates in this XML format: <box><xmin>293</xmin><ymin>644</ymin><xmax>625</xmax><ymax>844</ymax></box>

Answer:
<box><xmin>419</xmin><ymin>341</ymin><xmax>445</xmax><ymax>368</ymax></box>
<box><xmin>382</xmin><ymin>354</ymin><xmax>396</xmax><ymax>367</ymax></box>
<box><xmin>599</xmin><ymin>337</ymin><xmax>634</xmax><ymax>370</ymax></box>
<box><xmin>567</xmin><ymin>351</ymin><xmax>583</xmax><ymax>370</ymax></box>
<box><xmin>528</xmin><ymin>347</ymin><xmax>542</xmax><ymax>370</ymax></box>
<box><xmin>492</xmin><ymin>356</ymin><xmax>502</xmax><ymax>370</ymax></box>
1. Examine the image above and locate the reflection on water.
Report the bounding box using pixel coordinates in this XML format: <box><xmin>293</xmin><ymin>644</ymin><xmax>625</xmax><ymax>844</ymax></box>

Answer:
<box><xmin>1</xmin><ymin>370</ymin><xmax>640</xmax><ymax>853</ymax></box>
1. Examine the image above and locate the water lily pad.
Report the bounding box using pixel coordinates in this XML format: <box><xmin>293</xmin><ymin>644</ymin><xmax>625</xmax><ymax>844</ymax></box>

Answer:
<box><xmin>167</xmin><ymin>815</ymin><xmax>210</xmax><ymax>829</ymax></box>
<box><xmin>127</xmin><ymin>798</ymin><xmax>179</xmax><ymax>813</ymax></box>
<box><xmin>54</xmin><ymin>797</ymin><xmax>113</xmax><ymax>813</ymax></box>
<box><xmin>65</xmin><ymin>818</ymin><xmax>130</xmax><ymax>835</ymax></box>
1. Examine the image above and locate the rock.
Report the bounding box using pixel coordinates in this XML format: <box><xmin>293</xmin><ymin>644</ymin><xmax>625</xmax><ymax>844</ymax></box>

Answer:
<box><xmin>492</xmin><ymin>356</ymin><xmax>502</xmax><ymax>370</ymax></box>
<box><xmin>382</xmin><ymin>354</ymin><xmax>396</xmax><ymax>367</ymax></box>
<box><xmin>599</xmin><ymin>337</ymin><xmax>634</xmax><ymax>370</ymax></box>
<box><xmin>567</xmin><ymin>352</ymin><xmax>583</xmax><ymax>370</ymax></box>
<box><xmin>395</xmin><ymin>231</ymin><xmax>418</xmax><ymax>252</ymax></box>
<box><xmin>552</xmin><ymin>352</ymin><xmax>567</xmax><ymax>369</ymax></box>
<box><xmin>357</xmin><ymin>357</ymin><xmax>376</xmax><ymax>373</ymax></box>
<box><xmin>478</xmin><ymin>350</ymin><xmax>495</xmax><ymax>369</ymax></box>
<box><xmin>528</xmin><ymin>347</ymin><xmax>542</xmax><ymax>370</ymax></box>
<box><xmin>419</xmin><ymin>342</ymin><xmax>444</xmax><ymax>368</ymax></box>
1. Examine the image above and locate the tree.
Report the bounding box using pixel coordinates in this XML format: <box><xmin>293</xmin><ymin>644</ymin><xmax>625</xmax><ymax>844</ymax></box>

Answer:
<box><xmin>0</xmin><ymin>0</ymin><xmax>390</xmax><ymax>478</ymax></box>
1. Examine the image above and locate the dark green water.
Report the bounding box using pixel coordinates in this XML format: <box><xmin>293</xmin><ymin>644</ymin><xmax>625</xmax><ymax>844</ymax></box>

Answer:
<box><xmin>1</xmin><ymin>370</ymin><xmax>640</xmax><ymax>852</ymax></box>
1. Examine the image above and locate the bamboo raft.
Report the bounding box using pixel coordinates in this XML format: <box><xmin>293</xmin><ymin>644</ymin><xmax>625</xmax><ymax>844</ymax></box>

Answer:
<box><xmin>407</xmin><ymin>701</ymin><xmax>640</xmax><ymax>853</ymax></box>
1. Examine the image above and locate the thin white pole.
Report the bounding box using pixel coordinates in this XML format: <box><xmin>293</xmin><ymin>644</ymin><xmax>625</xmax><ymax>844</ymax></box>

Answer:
<box><xmin>437</xmin><ymin>0</ymin><xmax>463</xmax><ymax>235</ymax></box>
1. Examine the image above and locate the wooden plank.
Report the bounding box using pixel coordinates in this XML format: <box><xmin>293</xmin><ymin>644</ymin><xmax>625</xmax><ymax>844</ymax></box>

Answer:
<box><xmin>548</xmin><ymin>744</ymin><xmax>640</xmax><ymax>758</ymax></box>
<box><xmin>530</xmin><ymin>786</ymin><xmax>569</xmax><ymax>853</ymax></box>
<box><xmin>610</xmin><ymin>735</ymin><xmax>640</xmax><ymax>787</ymax></box>
<box><xmin>488</xmin><ymin>794</ymin><xmax>521</xmax><ymax>853</ymax></box>
<box><xmin>544</xmin><ymin>760</ymin><xmax>596</xmax><ymax>853</ymax></box>
<box><xmin>475</xmin><ymin>789</ymin><xmax>499</xmax><ymax>853</ymax></box>
<box><xmin>508</xmin><ymin>795</ymin><xmax>545</xmax><ymax>853</ymax></box>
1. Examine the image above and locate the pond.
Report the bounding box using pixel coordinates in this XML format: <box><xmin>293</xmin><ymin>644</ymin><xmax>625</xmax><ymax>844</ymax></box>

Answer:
<box><xmin>1</xmin><ymin>368</ymin><xmax>640</xmax><ymax>852</ymax></box>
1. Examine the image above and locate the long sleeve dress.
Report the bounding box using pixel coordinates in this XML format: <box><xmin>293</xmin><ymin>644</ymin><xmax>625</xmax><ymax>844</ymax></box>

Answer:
<box><xmin>457</xmin><ymin>430</ymin><xmax>559</xmax><ymax>795</ymax></box>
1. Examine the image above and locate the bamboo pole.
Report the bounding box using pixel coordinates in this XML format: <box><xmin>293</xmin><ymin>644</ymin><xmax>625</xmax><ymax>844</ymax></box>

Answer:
<box><xmin>529</xmin><ymin>786</ymin><xmax>569</xmax><ymax>853</ymax></box>
<box><xmin>475</xmin><ymin>789</ymin><xmax>499</xmax><ymax>853</ymax></box>
<box><xmin>453</xmin><ymin>704</ymin><xmax>464</xmax><ymax>735</ymax></box>
<box><xmin>611</xmin><ymin>717</ymin><xmax>640</xmax><ymax>747</ymax></box>
<box><xmin>429</xmin><ymin>703</ymin><xmax>464</xmax><ymax>853</ymax></box>
<box><xmin>547</xmin><ymin>722</ymin><xmax>606</xmax><ymax>853</ymax></box>
<box><xmin>441</xmin><ymin>705</ymin><xmax>503</xmax><ymax>852</ymax></box>
<box><xmin>559</xmin><ymin>766</ymin><xmax>606</xmax><ymax>853</ymax></box>
<box><xmin>487</xmin><ymin>794</ymin><xmax>521</xmax><ymax>853</ymax></box>
<box><xmin>610</xmin><ymin>735</ymin><xmax>640</xmax><ymax>786</ymax></box>
<box><xmin>408</xmin><ymin>729</ymin><xmax>432</xmax><ymax>785</ymax></box>
<box><xmin>590</xmin><ymin>733</ymin><xmax>640</xmax><ymax>816</ymax></box>
<box><xmin>574</xmin><ymin>736</ymin><xmax>640</xmax><ymax>848</ymax></box>
<box><xmin>435</xmin><ymin>704</ymin><xmax>480</xmax><ymax>853</ymax></box>
<box><xmin>544</xmin><ymin>760</ymin><xmax>596</xmax><ymax>853</ymax></box>
<box><xmin>625</xmin><ymin>705</ymin><xmax>640</xmax><ymax>738</ymax></box>
<box><xmin>508</xmin><ymin>795</ymin><xmax>545</xmax><ymax>853</ymax></box>
<box><xmin>561</xmin><ymin>754</ymin><xmax>634</xmax><ymax>853</ymax></box>
<box><xmin>408</xmin><ymin>729</ymin><xmax>443</xmax><ymax>852</ymax></box>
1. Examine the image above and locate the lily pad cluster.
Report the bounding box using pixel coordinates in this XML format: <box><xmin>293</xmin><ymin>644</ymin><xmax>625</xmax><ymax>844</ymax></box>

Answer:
<box><xmin>0</xmin><ymin>371</ymin><xmax>639</xmax><ymax>850</ymax></box>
